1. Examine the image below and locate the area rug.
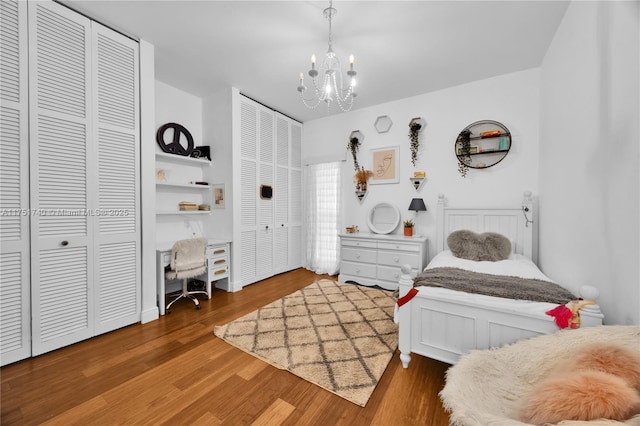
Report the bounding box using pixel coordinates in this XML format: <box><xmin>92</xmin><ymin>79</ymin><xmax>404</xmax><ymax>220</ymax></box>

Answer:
<box><xmin>213</xmin><ymin>279</ymin><xmax>398</xmax><ymax>406</ymax></box>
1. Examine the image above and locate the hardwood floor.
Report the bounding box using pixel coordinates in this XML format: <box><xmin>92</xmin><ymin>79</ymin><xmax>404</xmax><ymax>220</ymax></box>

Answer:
<box><xmin>1</xmin><ymin>269</ymin><xmax>451</xmax><ymax>425</ymax></box>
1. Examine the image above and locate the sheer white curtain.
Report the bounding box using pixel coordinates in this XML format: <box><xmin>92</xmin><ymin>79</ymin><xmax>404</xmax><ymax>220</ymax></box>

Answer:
<box><xmin>305</xmin><ymin>161</ymin><xmax>342</xmax><ymax>275</ymax></box>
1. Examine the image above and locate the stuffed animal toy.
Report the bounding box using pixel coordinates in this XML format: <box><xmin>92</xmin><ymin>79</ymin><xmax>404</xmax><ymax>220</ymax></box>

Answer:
<box><xmin>546</xmin><ymin>299</ymin><xmax>595</xmax><ymax>329</ymax></box>
<box><xmin>519</xmin><ymin>343</ymin><xmax>640</xmax><ymax>424</ymax></box>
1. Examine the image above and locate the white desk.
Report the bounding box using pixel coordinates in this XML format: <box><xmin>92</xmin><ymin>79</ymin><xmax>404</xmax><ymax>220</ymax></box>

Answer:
<box><xmin>156</xmin><ymin>239</ymin><xmax>231</xmax><ymax>315</ymax></box>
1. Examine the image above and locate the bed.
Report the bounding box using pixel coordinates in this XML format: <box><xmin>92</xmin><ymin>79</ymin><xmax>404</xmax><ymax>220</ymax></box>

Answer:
<box><xmin>396</xmin><ymin>192</ymin><xmax>604</xmax><ymax>367</ymax></box>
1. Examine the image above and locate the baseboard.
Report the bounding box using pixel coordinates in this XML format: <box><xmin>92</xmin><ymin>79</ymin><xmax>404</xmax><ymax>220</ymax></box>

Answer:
<box><xmin>141</xmin><ymin>306</ymin><xmax>159</xmax><ymax>323</ymax></box>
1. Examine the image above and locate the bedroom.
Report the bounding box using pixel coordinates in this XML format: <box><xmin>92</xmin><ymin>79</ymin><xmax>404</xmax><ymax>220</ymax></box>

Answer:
<box><xmin>1</xmin><ymin>0</ymin><xmax>638</xmax><ymax>424</ymax></box>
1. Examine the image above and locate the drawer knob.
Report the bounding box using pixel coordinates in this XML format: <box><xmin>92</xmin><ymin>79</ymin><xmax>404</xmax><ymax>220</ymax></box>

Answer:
<box><xmin>394</xmin><ymin>273</ymin><xmax>399</xmax><ymax>279</ymax></box>
<box><xmin>356</xmin><ymin>269</ymin><xmax>360</xmax><ymax>273</ymax></box>
<box><xmin>393</xmin><ymin>256</ymin><xmax>399</xmax><ymax>263</ymax></box>
<box><xmin>213</xmin><ymin>249</ymin><xmax>225</xmax><ymax>254</ymax></box>
<box><xmin>355</xmin><ymin>254</ymin><xmax>360</xmax><ymax>259</ymax></box>
<box><xmin>214</xmin><ymin>259</ymin><xmax>225</xmax><ymax>265</ymax></box>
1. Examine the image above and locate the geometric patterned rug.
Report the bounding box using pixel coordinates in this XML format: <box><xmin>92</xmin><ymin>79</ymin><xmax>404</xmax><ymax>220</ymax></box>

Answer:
<box><xmin>213</xmin><ymin>279</ymin><xmax>398</xmax><ymax>406</ymax></box>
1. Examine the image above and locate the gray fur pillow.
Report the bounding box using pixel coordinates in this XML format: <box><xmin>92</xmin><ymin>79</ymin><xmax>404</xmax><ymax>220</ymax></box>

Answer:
<box><xmin>447</xmin><ymin>230</ymin><xmax>512</xmax><ymax>261</ymax></box>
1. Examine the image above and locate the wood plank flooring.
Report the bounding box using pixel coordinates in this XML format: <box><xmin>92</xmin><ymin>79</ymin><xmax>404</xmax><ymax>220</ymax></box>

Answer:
<box><xmin>1</xmin><ymin>268</ymin><xmax>451</xmax><ymax>425</ymax></box>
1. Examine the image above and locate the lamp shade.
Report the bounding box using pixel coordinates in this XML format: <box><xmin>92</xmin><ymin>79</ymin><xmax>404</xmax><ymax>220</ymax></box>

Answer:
<box><xmin>408</xmin><ymin>198</ymin><xmax>427</xmax><ymax>212</ymax></box>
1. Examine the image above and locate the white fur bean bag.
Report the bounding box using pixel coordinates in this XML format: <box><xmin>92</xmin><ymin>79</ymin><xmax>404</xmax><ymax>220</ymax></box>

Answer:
<box><xmin>439</xmin><ymin>325</ymin><xmax>640</xmax><ymax>426</ymax></box>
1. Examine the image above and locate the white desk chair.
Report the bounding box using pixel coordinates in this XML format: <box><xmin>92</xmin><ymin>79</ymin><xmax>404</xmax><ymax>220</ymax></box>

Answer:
<box><xmin>165</xmin><ymin>238</ymin><xmax>209</xmax><ymax>312</ymax></box>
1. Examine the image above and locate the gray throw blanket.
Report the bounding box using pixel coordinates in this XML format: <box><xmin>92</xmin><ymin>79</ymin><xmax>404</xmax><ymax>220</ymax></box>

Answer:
<box><xmin>413</xmin><ymin>267</ymin><xmax>576</xmax><ymax>304</ymax></box>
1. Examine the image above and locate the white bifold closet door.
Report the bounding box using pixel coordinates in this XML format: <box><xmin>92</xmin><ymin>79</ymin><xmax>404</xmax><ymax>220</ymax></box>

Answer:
<box><xmin>28</xmin><ymin>0</ymin><xmax>140</xmax><ymax>356</ymax></box>
<box><xmin>0</xmin><ymin>0</ymin><xmax>31</xmax><ymax>366</ymax></box>
<box><xmin>238</xmin><ymin>96</ymin><xmax>275</xmax><ymax>286</ymax></box>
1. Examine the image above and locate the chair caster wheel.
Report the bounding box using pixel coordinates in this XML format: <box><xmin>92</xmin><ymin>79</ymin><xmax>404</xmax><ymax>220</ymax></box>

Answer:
<box><xmin>166</xmin><ymin>310</ymin><xmax>171</xmax><ymax>314</ymax></box>
<box><xmin>196</xmin><ymin>305</ymin><xmax>201</xmax><ymax>310</ymax></box>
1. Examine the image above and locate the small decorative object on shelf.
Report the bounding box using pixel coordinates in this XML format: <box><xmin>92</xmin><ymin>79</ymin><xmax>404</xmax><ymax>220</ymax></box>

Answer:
<box><xmin>189</xmin><ymin>146</ymin><xmax>211</xmax><ymax>161</ymax></box>
<box><xmin>179</xmin><ymin>201</ymin><xmax>198</xmax><ymax>211</ymax></box>
<box><xmin>480</xmin><ymin>129</ymin><xmax>502</xmax><ymax>138</ymax></box>
<box><xmin>156</xmin><ymin>122</ymin><xmax>195</xmax><ymax>156</ymax></box>
<box><xmin>353</xmin><ymin>166</ymin><xmax>373</xmax><ymax>192</ymax></box>
<box><xmin>156</xmin><ymin>169</ymin><xmax>167</xmax><ymax>182</ymax></box>
<box><xmin>403</xmin><ymin>219</ymin><xmax>414</xmax><ymax>237</ymax></box>
<box><xmin>347</xmin><ymin>131</ymin><xmax>364</xmax><ymax>171</ymax></box>
<box><xmin>198</xmin><ymin>204</ymin><xmax>211</xmax><ymax>211</ymax></box>
<box><xmin>408</xmin><ymin>117</ymin><xmax>426</xmax><ymax>166</ymax></box>
<box><xmin>345</xmin><ymin>225</ymin><xmax>359</xmax><ymax>233</ymax></box>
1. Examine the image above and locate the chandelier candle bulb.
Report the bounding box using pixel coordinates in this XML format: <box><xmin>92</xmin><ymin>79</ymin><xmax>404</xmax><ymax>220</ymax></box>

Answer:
<box><xmin>311</xmin><ymin>54</ymin><xmax>316</xmax><ymax>69</ymax></box>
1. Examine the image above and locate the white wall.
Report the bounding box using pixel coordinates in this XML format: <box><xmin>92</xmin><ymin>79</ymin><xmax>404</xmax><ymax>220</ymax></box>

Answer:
<box><xmin>303</xmin><ymin>69</ymin><xmax>541</xmax><ymax>259</ymax></box>
<box><xmin>140</xmin><ymin>40</ymin><xmax>158</xmax><ymax>323</ymax></box>
<box><xmin>539</xmin><ymin>1</ymin><xmax>640</xmax><ymax>325</ymax></box>
<box><xmin>154</xmin><ymin>81</ymin><xmax>208</xmax><ymax>244</ymax></box>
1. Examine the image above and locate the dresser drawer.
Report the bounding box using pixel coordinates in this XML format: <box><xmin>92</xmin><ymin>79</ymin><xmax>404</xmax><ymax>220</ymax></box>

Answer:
<box><xmin>341</xmin><ymin>247</ymin><xmax>376</xmax><ymax>264</ymax></box>
<box><xmin>209</xmin><ymin>246</ymin><xmax>228</xmax><ymax>258</ymax></box>
<box><xmin>377</xmin><ymin>265</ymin><xmax>417</xmax><ymax>283</ymax></box>
<box><xmin>340</xmin><ymin>261</ymin><xmax>377</xmax><ymax>279</ymax></box>
<box><xmin>341</xmin><ymin>238</ymin><xmax>377</xmax><ymax>249</ymax></box>
<box><xmin>378</xmin><ymin>241</ymin><xmax>419</xmax><ymax>252</ymax></box>
<box><xmin>377</xmin><ymin>250</ymin><xmax>419</xmax><ymax>268</ymax></box>
<box><xmin>210</xmin><ymin>264</ymin><xmax>229</xmax><ymax>278</ymax></box>
<box><xmin>210</xmin><ymin>255</ymin><xmax>228</xmax><ymax>267</ymax></box>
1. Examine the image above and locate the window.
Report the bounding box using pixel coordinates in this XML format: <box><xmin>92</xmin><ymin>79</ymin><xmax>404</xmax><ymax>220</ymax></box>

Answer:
<box><xmin>305</xmin><ymin>161</ymin><xmax>342</xmax><ymax>275</ymax></box>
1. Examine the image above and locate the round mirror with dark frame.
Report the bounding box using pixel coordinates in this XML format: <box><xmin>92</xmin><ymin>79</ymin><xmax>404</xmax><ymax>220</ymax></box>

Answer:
<box><xmin>455</xmin><ymin>120</ymin><xmax>511</xmax><ymax>173</ymax></box>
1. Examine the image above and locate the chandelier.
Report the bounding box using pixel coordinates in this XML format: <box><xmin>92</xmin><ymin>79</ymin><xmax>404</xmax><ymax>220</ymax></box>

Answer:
<box><xmin>297</xmin><ymin>0</ymin><xmax>357</xmax><ymax>112</ymax></box>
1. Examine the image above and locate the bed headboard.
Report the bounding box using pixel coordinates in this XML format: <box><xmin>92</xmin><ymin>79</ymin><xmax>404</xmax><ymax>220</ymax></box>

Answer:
<box><xmin>435</xmin><ymin>191</ymin><xmax>536</xmax><ymax>263</ymax></box>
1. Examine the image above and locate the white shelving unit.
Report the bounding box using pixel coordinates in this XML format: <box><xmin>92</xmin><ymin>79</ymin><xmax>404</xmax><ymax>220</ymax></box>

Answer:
<box><xmin>155</xmin><ymin>152</ymin><xmax>212</xmax><ymax>216</ymax></box>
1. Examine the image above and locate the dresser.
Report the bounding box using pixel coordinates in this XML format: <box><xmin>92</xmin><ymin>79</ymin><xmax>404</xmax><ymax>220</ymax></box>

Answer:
<box><xmin>338</xmin><ymin>233</ymin><xmax>429</xmax><ymax>290</ymax></box>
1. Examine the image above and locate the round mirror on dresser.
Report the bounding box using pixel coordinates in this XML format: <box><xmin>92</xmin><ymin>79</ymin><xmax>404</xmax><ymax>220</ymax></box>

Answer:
<box><xmin>367</xmin><ymin>202</ymin><xmax>400</xmax><ymax>234</ymax></box>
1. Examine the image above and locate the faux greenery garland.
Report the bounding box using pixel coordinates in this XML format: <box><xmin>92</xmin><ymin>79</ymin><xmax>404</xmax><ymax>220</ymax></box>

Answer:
<box><xmin>457</xmin><ymin>129</ymin><xmax>472</xmax><ymax>178</ymax></box>
<box><xmin>408</xmin><ymin>122</ymin><xmax>422</xmax><ymax>166</ymax></box>
<box><xmin>347</xmin><ymin>137</ymin><xmax>361</xmax><ymax>171</ymax></box>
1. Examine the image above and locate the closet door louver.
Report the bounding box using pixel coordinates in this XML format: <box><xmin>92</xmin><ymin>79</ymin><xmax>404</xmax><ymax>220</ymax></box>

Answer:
<box><xmin>256</xmin><ymin>109</ymin><xmax>274</xmax><ymax>280</ymax></box>
<box><xmin>28</xmin><ymin>0</ymin><xmax>94</xmax><ymax>355</ymax></box>
<box><xmin>92</xmin><ymin>22</ymin><xmax>140</xmax><ymax>334</ymax></box>
<box><xmin>238</xmin><ymin>98</ymin><xmax>258</xmax><ymax>285</ymax></box>
<box><xmin>0</xmin><ymin>0</ymin><xmax>31</xmax><ymax>366</ymax></box>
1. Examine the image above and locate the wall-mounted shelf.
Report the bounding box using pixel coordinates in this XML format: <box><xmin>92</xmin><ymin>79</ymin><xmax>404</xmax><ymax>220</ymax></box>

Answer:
<box><xmin>455</xmin><ymin>120</ymin><xmax>511</xmax><ymax>170</ymax></box>
<box><xmin>355</xmin><ymin>190</ymin><xmax>368</xmax><ymax>203</ymax></box>
<box><xmin>156</xmin><ymin>150</ymin><xmax>212</xmax><ymax>217</ymax></box>
<box><xmin>409</xmin><ymin>177</ymin><xmax>425</xmax><ymax>191</ymax></box>
<box><xmin>156</xmin><ymin>182</ymin><xmax>211</xmax><ymax>190</ymax></box>
<box><xmin>155</xmin><ymin>152</ymin><xmax>211</xmax><ymax>166</ymax></box>
<box><xmin>156</xmin><ymin>210</ymin><xmax>211</xmax><ymax>216</ymax></box>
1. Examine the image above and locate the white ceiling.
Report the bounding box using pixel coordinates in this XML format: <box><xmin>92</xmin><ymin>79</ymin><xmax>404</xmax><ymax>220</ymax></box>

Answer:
<box><xmin>62</xmin><ymin>1</ymin><xmax>569</xmax><ymax>123</ymax></box>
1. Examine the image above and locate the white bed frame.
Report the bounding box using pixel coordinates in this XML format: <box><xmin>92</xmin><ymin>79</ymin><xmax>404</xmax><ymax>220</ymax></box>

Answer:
<box><xmin>397</xmin><ymin>192</ymin><xmax>604</xmax><ymax>367</ymax></box>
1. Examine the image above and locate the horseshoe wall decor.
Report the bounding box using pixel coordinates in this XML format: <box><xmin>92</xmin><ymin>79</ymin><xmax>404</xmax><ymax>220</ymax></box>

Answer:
<box><xmin>156</xmin><ymin>122</ymin><xmax>194</xmax><ymax>156</ymax></box>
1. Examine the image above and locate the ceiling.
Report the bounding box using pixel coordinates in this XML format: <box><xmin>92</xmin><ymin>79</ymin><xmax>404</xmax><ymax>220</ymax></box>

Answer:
<box><xmin>62</xmin><ymin>1</ymin><xmax>569</xmax><ymax>123</ymax></box>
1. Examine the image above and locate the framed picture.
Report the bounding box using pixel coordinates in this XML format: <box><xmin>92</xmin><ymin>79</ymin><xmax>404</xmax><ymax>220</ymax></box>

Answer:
<box><xmin>370</xmin><ymin>146</ymin><xmax>400</xmax><ymax>184</ymax></box>
<box><xmin>212</xmin><ymin>184</ymin><xmax>225</xmax><ymax>209</ymax></box>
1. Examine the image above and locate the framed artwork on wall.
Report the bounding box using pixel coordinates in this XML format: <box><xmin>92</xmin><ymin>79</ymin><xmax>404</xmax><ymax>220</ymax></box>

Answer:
<box><xmin>212</xmin><ymin>184</ymin><xmax>225</xmax><ymax>208</ymax></box>
<box><xmin>370</xmin><ymin>146</ymin><xmax>400</xmax><ymax>184</ymax></box>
